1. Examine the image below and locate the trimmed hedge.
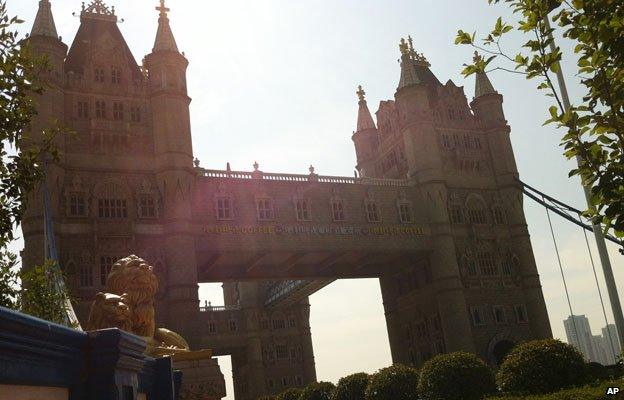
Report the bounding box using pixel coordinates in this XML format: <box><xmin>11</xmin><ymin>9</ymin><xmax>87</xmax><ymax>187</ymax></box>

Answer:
<box><xmin>485</xmin><ymin>379</ymin><xmax>623</xmax><ymax>399</ymax></box>
<box><xmin>497</xmin><ymin>339</ymin><xmax>588</xmax><ymax>395</ymax></box>
<box><xmin>299</xmin><ymin>381</ymin><xmax>336</xmax><ymax>400</ymax></box>
<box><xmin>277</xmin><ymin>388</ymin><xmax>303</xmax><ymax>400</ymax></box>
<box><xmin>418</xmin><ymin>351</ymin><xmax>496</xmax><ymax>400</ymax></box>
<box><xmin>364</xmin><ymin>364</ymin><xmax>419</xmax><ymax>400</ymax></box>
<box><xmin>333</xmin><ymin>372</ymin><xmax>370</xmax><ymax>400</ymax></box>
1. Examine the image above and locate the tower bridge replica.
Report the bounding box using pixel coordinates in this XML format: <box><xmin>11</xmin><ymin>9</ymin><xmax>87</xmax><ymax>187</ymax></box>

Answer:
<box><xmin>23</xmin><ymin>1</ymin><xmax>552</xmax><ymax>399</ymax></box>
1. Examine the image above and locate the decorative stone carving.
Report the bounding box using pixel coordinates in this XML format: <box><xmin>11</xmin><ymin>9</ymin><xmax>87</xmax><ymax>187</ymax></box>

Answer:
<box><xmin>86</xmin><ymin>255</ymin><xmax>190</xmax><ymax>356</ymax></box>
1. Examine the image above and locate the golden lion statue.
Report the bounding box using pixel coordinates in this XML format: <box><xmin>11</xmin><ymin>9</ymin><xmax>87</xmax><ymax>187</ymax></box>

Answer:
<box><xmin>87</xmin><ymin>255</ymin><xmax>190</xmax><ymax>356</ymax></box>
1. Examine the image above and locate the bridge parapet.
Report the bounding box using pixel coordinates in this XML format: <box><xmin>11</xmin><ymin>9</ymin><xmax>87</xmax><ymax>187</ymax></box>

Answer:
<box><xmin>197</xmin><ymin>167</ymin><xmax>411</xmax><ymax>187</ymax></box>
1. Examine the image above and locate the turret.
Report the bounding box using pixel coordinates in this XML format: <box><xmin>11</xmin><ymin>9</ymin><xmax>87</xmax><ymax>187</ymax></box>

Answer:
<box><xmin>144</xmin><ymin>0</ymin><xmax>193</xmax><ymax>172</ymax></box>
<box><xmin>20</xmin><ymin>0</ymin><xmax>68</xmax><ymax>271</ymax></box>
<box><xmin>470</xmin><ymin>52</ymin><xmax>518</xmax><ymax>188</ymax></box>
<box><xmin>27</xmin><ymin>0</ymin><xmax>67</xmax><ymax>82</ymax></box>
<box><xmin>351</xmin><ymin>85</ymin><xmax>378</xmax><ymax>177</ymax></box>
<box><xmin>393</xmin><ymin>37</ymin><xmax>443</xmax><ymax>183</ymax></box>
<box><xmin>144</xmin><ymin>1</ymin><xmax>199</xmax><ymax>338</ymax></box>
<box><xmin>24</xmin><ymin>0</ymin><xmax>67</xmax><ymax>144</ymax></box>
<box><xmin>470</xmin><ymin>52</ymin><xmax>506</xmax><ymax>127</ymax></box>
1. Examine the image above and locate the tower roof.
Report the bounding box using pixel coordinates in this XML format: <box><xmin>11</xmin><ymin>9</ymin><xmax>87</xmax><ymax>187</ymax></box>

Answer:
<box><xmin>473</xmin><ymin>52</ymin><xmax>498</xmax><ymax>98</ymax></box>
<box><xmin>153</xmin><ymin>0</ymin><xmax>179</xmax><ymax>53</ymax></box>
<box><xmin>356</xmin><ymin>85</ymin><xmax>377</xmax><ymax>131</ymax></box>
<box><xmin>30</xmin><ymin>0</ymin><xmax>58</xmax><ymax>38</ymax></box>
<box><xmin>65</xmin><ymin>2</ymin><xmax>142</xmax><ymax>81</ymax></box>
<box><xmin>397</xmin><ymin>36</ymin><xmax>441</xmax><ymax>91</ymax></box>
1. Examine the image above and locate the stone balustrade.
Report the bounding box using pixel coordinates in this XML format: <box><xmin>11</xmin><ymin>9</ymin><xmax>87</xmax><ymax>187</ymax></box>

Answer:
<box><xmin>197</xmin><ymin>167</ymin><xmax>411</xmax><ymax>187</ymax></box>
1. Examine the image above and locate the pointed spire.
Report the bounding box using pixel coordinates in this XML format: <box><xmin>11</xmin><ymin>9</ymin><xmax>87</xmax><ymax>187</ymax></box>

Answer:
<box><xmin>356</xmin><ymin>85</ymin><xmax>376</xmax><ymax>131</ymax></box>
<box><xmin>153</xmin><ymin>0</ymin><xmax>179</xmax><ymax>53</ymax></box>
<box><xmin>397</xmin><ymin>36</ymin><xmax>437</xmax><ymax>91</ymax></box>
<box><xmin>473</xmin><ymin>52</ymin><xmax>497</xmax><ymax>98</ymax></box>
<box><xmin>31</xmin><ymin>0</ymin><xmax>58</xmax><ymax>38</ymax></box>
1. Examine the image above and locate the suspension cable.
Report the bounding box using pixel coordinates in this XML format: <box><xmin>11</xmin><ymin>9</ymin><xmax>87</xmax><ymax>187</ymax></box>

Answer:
<box><xmin>580</xmin><ymin>213</ymin><xmax>618</xmax><ymax>360</ymax></box>
<box><xmin>543</xmin><ymin>195</ymin><xmax>580</xmax><ymax>349</ymax></box>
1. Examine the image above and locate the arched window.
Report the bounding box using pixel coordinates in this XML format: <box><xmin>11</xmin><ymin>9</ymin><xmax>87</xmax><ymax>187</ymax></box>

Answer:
<box><xmin>111</xmin><ymin>66</ymin><xmax>121</xmax><ymax>84</ymax></box>
<box><xmin>64</xmin><ymin>261</ymin><xmax>77</xmax><ymax>287</ymax></box>
<box><xmin>365</xmin><ymin>200</ymin><xmax>381</xmax><ymax>222</ymax></box>
<box><xmin>139</xmin><ymin>195</ymin><xmax>157</xmax><ymax>218</ymax></box>
<box><xmin>398</xmin><ymin>200</ymin><xmax>413</xmax><ymax>224</ymax></box>
<box><xmin>295</xmin><ymin>198</ymin><xmax>311</xmax><ymax>221</ymax></box>
<box><xmin>94</xmin><ymin>67</ymin><xmax>105</xmax><ymax>83</ymax></box>
<box><xmin>79</xmin><ymin>264</ymin><xmax>93</xmax><ymax>287</ymax></box>
<box><xmin>256</xmin><ymin>197</ymin><xmax>274</xmax><ymax>221</ymax></box>
<box><xmin>331</xmin><ymin>197</ymin><xmax>345</xmax><ymax>221</ymax></box>
<box><xmin>462</xmin><ymin>255</ymin><xmax>478</xmax><ymax>277</ymax></box>
<box><xmin>478</xmin><ymin>252</ymin><xmax>499</xmax><ymax>276</ymax></box>
<box><xmin>97</xmin><ymin>183</ymin><xmax>128</xmax><ymax>219</ymax></box>
<box><xmin>466</xmin><ymin>195</ymin><xmax>488</xmax><ymax>224</ymax></box>
<box><xmin>493</xmin><ymin>205</ymin><xmax>507</xmax><ymax>225</ymax></box>
<box><xmin>100</xmin><ymin>256</ymin><xmax>119</xmax><ymax>286</ymax></box>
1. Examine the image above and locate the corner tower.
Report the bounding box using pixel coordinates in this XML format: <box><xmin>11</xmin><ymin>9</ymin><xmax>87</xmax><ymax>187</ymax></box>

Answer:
<box><xmin>352</xmin><ymin>85</ymin><xmax>379</xmax><ymax>177</ymax></box>
<box><xmin>144</xmin><ymin>1</ymin><xmax>199</xmax><ymax>339</ymax></box>
<box><xmin>366</xmin><ymin>38</ymin><xmax>551</xmax><ymax>367</ymax></box>
<box><xmin>21</xmin><ymin>0</ymin><xmax>68</xmax><ymax>273</ymax></box>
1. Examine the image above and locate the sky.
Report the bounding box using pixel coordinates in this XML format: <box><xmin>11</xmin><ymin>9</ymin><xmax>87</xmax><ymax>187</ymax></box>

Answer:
<box><xmin>6</xmin><ymin>0</ymin><xmax>624</xmax><ymax>399</ymax></box>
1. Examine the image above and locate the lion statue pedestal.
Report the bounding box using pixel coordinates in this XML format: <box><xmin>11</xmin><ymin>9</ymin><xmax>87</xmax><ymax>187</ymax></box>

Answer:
<box><xmin>86</xmin><ymin>255</ymin><xmax>226</xmax><ymax>400</ymax></box>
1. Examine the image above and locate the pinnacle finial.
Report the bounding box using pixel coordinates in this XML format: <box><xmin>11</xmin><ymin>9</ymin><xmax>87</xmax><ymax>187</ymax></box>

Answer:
<box><xmin>156</xmin><ymin>0</ymin><xmax>170</xmax><ymax>17</ymax></box>
<box><xmin>356</xmin><ymin>85</ymin><xmax>366</xmax><ymax>102</ymax></box>
<box><xmin>408</xmin><ymin>35</ymin><xmax>414</xmax><ymax>52</ymax></box>
<box><xmin>399</xmin><ymin>38</ymin><xmax>409</xmax><ymax>55</ymax></box>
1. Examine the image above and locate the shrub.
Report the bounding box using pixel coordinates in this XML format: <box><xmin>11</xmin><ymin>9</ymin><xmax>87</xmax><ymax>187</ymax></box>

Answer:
<box><xmin>364</xmin><ymin>364</ymin><xmax>419</xmax><ymax>400</ymax></box>
<box><xmin>497</xmin><ymin>339</ymin><xmax>588</xmax><ymax>395</ymax></box>
<box><xmin>333</xmin><ymin>372</ymin><xmax>370</xmax><ymax>400</ymax></box>
<box><xmin>299</xmin><ymin>382</ymin><xmax>335</xmax><ymax>400</ymax></box>
<box><xmin>418</xmin><ymin>351</ymin><xmax>496</xmax><ymax>400</ymax></box>
<box><xmin>484</xmin><ymin>379</ymin><xmax>623</xmax><ymax>399</ymax></box>
<box><xmin>277</xmin><ymin>388</ymin><xmax>303</xmax><ymax>400</ymax></box>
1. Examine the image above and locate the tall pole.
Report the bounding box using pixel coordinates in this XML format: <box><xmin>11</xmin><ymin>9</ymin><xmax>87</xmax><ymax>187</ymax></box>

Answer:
<box><xmin>544</xmin><ymin>17</ymin><xmax>624</xmax><ymax>352</ymax></box>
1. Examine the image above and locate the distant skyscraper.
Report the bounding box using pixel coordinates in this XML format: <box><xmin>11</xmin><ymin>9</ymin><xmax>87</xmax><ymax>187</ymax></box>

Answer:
<box><xmin>600</xmin><ymin>324</ymin><xmax>621</xmax><ymax>364</ymax></box>
<box><xmin>564</xmin><ymin>315</ymin><xmax>596</xmax><ymax>361</ymax></box>
<box><xmin>564</xmin><ymin>316</ymin><xmax>621</xmax><ymax>365</ymax></box>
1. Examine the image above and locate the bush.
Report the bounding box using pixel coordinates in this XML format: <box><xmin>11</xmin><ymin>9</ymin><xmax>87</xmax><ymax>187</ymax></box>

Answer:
<box><xmin>418</xmin><ymin>351</ymin><xmax>496</xmax><ymax>400</ymax></box>
<box><xmin>333</xmin><ymin>372</ymin><xmax>370</xmax><ymax>400</ymax></box>
<box><xmin>364</xmin><ymin>364</ymin><xmax>419</xmax><ymax>400</ymax></box>
<box><xmin>497</xmin><ymin>339</ymin><xmax>588</xmax><ymax>395</ymax></box>
<box><xmin>276</xmin><ymin>388</ymin><xmax>303</xmax><ymax>400</ymax></box>
<box><xmin>484</xmin><ymin>379</ymin><xmax>623</xmax><ymax>399</ymax></box>
<box><xmin>299</xmin><ymin>382</ymin><xmax>335</xmax><ymax>400</ymax></box>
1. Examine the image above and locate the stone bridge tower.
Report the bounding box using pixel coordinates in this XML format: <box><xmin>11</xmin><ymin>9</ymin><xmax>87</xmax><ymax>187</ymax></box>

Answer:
<box><xmin>355</xmin><ymin>39</ymin><xmax>551</xmax><ymax>365</ymax></box>
<box><xmin>22</xmin><ymin>1</ymin><xmax>553</xmax><ymax>399</ymax></box>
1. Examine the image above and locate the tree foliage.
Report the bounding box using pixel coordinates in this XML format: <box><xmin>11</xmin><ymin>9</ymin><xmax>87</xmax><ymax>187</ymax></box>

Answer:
<box><xmin>276</xmin><ymin>388</ymin><xmax>302</xmax><ymax>400</ymax></box>
<box><xmin>298</xmin><ymin>382</ymin><xmax>335</xmax><ymax>400</ymax></box>
<box><xmin>418</xmin><ymin>352</ymin><xmax>496</xmax><ymax>400</ymax></box>
<box><xmin>0</xmin><ymin>258</ymin><xmax>74</xmax><ymax>325</ymax></box>
<box><xmin>364</xmin><ymin>364</ymin><xmax>419</xmax><ymax>400</ymax></box>
<box><xmin>456</xmin><ymin>0</ymin><xmax>624</xmax><ymax>237</ymax></box>
<box><xmin>0</xmin><ymin>0</ymin><xmax>60</xmax><ymax>249</ymax></box>
<box><xmin>497</xmin><ymin>339</ymin><xmax>588</xmax><ymax>395</ymax></box>
<box><xmin>0</xmin><ymin>250</ymin><xmax>19</xmax><ymax>308</ymax></box>
<box><xmin>332</xmin><ymin>372</ymin><xmax>369</xmax><ymax>400</ymax></box>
